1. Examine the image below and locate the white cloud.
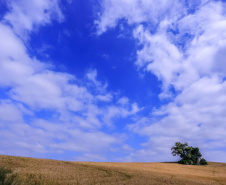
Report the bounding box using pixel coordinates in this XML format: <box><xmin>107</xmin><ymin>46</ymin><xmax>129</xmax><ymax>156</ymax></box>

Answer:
<box><xmin>86</xmin><ymin>69</ymin><xmax>108</xmax><ymax>92</ymax></box>
<box><xmin>117</xmin><ymin>97</ymin><xmax>129</xmax><ymax>105</ymax></box>
<box><xmin>0</xmin><ymin>100</ymin><xmax>24</xmax><ymax>122</ymax></box>
<box><xmin>96</xmin><ymin>94</ymin><xmax>112</xmax><ymax>102</ymax></box>
<box><xmin>96</xmin><ymin>0</ymin><xmax>185</xmax><ymax>34</ymax></box>
<box><xmin>133</xmin><ymin>25</ymin><xmax>183</xmax><ymax>93</ymax></box>
<box><xmin>102</xmin><ymin>103</ymin><xmax>141</xmax><ymax>127</ymax></box>
<box><xmin>4</xmin><ymin>0</ymin><xmax>63</xmax><ymax>36</ymax></box>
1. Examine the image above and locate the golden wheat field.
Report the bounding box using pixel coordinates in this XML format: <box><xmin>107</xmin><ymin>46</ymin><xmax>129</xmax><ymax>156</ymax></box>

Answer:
<box><xmin>0</xmin><ymin>155</ymin><xmax>226</xmax><ymax>185</ymax></box>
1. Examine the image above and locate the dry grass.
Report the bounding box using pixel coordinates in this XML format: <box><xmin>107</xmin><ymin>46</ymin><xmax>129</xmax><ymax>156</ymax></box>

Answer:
<box><xmin>0</xmin><ymin>155</ymin><xmax>226</xmax><ymax>185</ymax></box>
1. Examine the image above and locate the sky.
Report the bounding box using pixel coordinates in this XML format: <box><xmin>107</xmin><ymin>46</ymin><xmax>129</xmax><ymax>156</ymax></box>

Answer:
<box><xmin>0</xmin><ymin>0</ymin><xmax>226</xmax><ymax>162</ymax></box>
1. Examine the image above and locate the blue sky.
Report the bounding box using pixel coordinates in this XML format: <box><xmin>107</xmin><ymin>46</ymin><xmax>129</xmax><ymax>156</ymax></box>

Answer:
<box><xmin>0</xmin><ymin>0</ymin><xmax>226</xmax><ymax>162</ymax></box>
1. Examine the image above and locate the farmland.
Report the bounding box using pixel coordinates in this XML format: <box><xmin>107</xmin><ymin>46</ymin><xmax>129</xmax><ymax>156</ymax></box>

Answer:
<box><xmin>0</xmin><ymin>155</ymin><xmax>226</xmax><ymax>185</ymax></box>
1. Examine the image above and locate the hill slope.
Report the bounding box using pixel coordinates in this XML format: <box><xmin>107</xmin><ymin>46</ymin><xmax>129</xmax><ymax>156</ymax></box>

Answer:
<box><xmin>0</xmin><ymin>155</ymin><xmax>226</xmax><ymax>185</ymax></box>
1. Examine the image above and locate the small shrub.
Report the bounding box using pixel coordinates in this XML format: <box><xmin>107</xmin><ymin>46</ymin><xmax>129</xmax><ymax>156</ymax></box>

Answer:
<box><xmin>0</xmin><ymin>167</ymin><xmax>19</xmax><ymax>185</ymax></box>
<box><xmin>200</xmin><ymin>158</ymin><xmax>208</xmax><ymax>165</ymax></box>
<box><xmin>178</xmin><ymin>159</ymin><xmax>193</xmax><ymax>165</ymax></box>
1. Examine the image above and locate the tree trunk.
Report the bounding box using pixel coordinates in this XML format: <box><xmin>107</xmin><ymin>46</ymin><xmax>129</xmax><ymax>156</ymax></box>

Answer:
<box><xmin>197</xmin><ymin>157</ymin><xmax>201</xmax><ymax>165</ymax></box>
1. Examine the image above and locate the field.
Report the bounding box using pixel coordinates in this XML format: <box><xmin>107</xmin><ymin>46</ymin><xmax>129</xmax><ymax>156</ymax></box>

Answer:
<box><xmin>0</xmin><ymin>155</ymin><xmax>226</xmax><ymax>185</ymax></box>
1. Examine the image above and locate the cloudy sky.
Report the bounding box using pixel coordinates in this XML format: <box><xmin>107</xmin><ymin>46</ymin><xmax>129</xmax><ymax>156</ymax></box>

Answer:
<box><xmin>0</xmin><ymin>0</ymin><xmax>226</xmax><ymax>162</ymax></box>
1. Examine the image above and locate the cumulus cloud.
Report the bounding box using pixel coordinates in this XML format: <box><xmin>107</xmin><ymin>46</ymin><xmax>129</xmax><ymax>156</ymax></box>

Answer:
<box><xmin>4</xmin><ymin>0</ymin><xmax>63</xmax><ymax>36</ymax></box>
<box><xmin>96</xmin><ymin>0</ymin><xmax>185</xmax><ymax>34</ymax></box>
<box><xmin>98</xmin><ymin>0</ymin><xmax>226</xmax><ymax>162</ymax></box>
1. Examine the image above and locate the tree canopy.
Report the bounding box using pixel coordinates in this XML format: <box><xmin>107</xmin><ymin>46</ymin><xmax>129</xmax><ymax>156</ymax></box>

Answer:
<box><xmin>171</xmin><ymin>142</ymin><xmax>207</xmax><ymax>165</ymax></box>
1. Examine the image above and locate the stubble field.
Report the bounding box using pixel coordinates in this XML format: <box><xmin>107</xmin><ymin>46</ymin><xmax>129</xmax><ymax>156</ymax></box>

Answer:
<box><xmin>0</xmin><ymin>155</ymin><xmax>226</xmax><ymax>185</ymax></box>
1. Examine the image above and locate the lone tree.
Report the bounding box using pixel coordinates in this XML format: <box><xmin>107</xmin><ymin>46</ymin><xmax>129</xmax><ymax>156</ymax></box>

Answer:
<box><xmin>171</xmin><ymin>142</ymin><xmax>208</xmax><ymax>165</ymax></box>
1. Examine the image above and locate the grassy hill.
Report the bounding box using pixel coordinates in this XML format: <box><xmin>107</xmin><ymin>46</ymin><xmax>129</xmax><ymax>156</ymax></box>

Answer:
<box><xmin>0</xmin><ymin>155</ymin><xmax>226</xmax><ymax>185</ymax></box>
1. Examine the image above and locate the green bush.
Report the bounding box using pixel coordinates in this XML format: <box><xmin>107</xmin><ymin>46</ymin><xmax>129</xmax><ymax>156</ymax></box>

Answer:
<box><xmin>200</xmin><ymin>158</ymin><xmax>208</xmax><ymax>165</ymax></box>
<box><xmin>178</xmin><ymin>159</ymin><xmax>193</xmax><ymax>165</ymax></box>
<box><xmin>0</xmin><ymin>167</ymin><xmax>19</xmax><ymax>185</ymax></box>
